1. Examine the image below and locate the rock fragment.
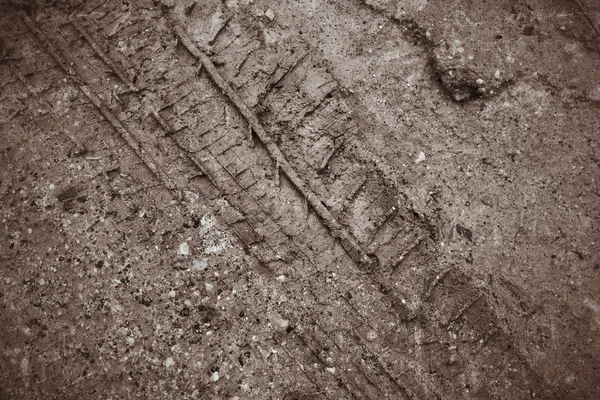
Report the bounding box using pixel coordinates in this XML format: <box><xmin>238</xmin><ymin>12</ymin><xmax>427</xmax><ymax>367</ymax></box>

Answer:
<box><xmin>178</xmin><ymin>242</ymin><xmax>190</xmax><ymax>256</ymax></box>
<box><xmin>265</xmin><ymin>8</ymin><xmax>275</xmax><ymax>21</ymax></box>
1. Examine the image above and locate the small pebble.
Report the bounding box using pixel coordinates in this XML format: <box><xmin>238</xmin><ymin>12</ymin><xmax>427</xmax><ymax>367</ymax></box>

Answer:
<box><xmin>192</xmin><ymin>258</ymin><xmax>208</xmax><ymax>271</ymax></box>
<box><xmin>476</xmin><ymin>78</ymin><xmax>485</xmax><ymax>86</ymax></box>
<box><xmin>211</xmin><ymin>371</ymin><xmax>220</xmax><ymax>381</ymax></box>
<box><xmin>165</xmin><ymin>357</ymin><xmax>175</xmax><ymax>368</ymax></box>
<box><xmin>415</xmin><ymin>151</ymin><xmax>426</xmax><ymax>164</ymax></box>
<box><xmin>366</xmin><ymin>330</ymin><xmax>378</xmax><ymax>341</ymax></box>
<box><xmin>178</xmin><ymin>242</ymin><xmax>190</xmax><ymax>256</ymax></box>
<box><xmin>265</xmin><ymin>8</ymin><xmax>275</xmax><ymax>21</ymax></box>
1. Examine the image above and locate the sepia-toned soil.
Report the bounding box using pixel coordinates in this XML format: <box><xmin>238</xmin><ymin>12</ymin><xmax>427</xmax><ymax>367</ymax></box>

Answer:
<box><xmin>1</xmin><ymin>0</ymin><xmax>599</xmax><ymax>399</ymax></box>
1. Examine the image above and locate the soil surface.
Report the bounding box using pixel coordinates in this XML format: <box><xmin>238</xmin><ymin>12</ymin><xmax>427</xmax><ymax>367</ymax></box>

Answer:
<box><xmin>1</xmin><ymin>0</ymin><xmax>599</xmax><ymax>399</ymax></box>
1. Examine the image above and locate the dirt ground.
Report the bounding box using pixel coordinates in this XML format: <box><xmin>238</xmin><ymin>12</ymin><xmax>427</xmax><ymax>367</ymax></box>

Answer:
<box><xmin>0</xmin><ymin>0</ymin><xmax>599</xmax><ymax>399</ymax></box>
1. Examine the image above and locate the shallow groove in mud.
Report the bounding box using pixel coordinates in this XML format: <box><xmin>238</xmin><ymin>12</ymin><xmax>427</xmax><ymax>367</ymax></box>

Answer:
<box><xmin>19</xmin><ymin>9</ymin><xmax>434</xmax><ymax>398</ymax></box>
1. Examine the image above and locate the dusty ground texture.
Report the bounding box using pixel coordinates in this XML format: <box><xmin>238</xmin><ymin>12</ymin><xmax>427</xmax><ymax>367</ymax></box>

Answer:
<box><xmin>0</xmin><ymin>0</ymin><xmax>599</xmax><ymax>399</ymax></box>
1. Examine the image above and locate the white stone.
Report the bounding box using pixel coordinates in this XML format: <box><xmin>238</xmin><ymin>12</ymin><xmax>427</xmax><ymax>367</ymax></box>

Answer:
<box><xmin>165</xmin><ymin>357</ymin><xmax>175</xmax><ymax>368</ymax></box>
<box><xmin>20</xmin><ymin>357</ymin><xmax>29</xmax><ymax>376</ymax></box>
<box><xmin>211</xmin><ymin>371</ymin><xmax>220</xmax><ymax>381</ymax></box>
<box><xmin>192</xmin><ymin>258</ymin><xmax>208</xmax><ymax>271</ymax></box>
<box><xmin>366</xmin><ymin>330</ymin><xmax>378</xmax><ymax>341</ymax></box>
<box><xmin>178</xmin><ymin>242</ymin><xmax>190</xmax><ymax>256</ymax></box>
<box><xmin>415</xmin><ymin>151</ymin><xmax>426</xmax><ymax>164</ymax></box>
<box><xmin>265</xmin><ymin>8</ymin><xmax>275</xmax><ymax>21</ymax></box>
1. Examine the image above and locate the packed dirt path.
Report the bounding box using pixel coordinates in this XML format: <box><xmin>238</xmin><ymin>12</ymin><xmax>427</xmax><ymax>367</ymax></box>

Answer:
<box><xmin>1</xmin><ymin>0</ymin><xmax>599</xmax><ymax>399</ymax></box>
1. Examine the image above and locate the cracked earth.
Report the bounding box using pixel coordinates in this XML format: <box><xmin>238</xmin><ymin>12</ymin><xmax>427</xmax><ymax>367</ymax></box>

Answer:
<box><xmin>1</xmin><ymin>0</ymin><xmax>599</xmax><ymax>399</ymax></box>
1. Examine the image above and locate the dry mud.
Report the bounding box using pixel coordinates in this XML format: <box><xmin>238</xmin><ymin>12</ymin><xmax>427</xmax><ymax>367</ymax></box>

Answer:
<box><xmin>0</xmin><ymin>0</ymin><xmax>599</xmax><ymax>399</ymax></box>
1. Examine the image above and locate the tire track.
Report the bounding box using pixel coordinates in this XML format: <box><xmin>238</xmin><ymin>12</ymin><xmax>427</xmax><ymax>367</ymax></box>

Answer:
<box><xmin>31</xmin><ymin>2</ymin><xmax>553</xmax><ymax>398</ymax></box>
<box><xmin>27</xmin><ymin>6</ymin><xmax>423</xmax><ymax>398</ymax></box>
<box><xmin>66</xmin><ymin>0</ymin><xmax>422</xmax><ymax>327</ymax></box>
<box><xmin>198</xmin><ymin>6</ymin><xmax>431</xmax><ymax>270</ymax></box>
<box><xmin>188</xmin><ymin>6</ymin><xmax>553</xmax><ymax>398</ymax></box>
<box><xmin>14</xmin><ymin>11</ymin><xmax>345</xmax><ymax>399</ymax></box>
<box><xmin>172</xmin><ymin>25</ymin><xmax>374</xmax><ymax>267</ymax></box>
